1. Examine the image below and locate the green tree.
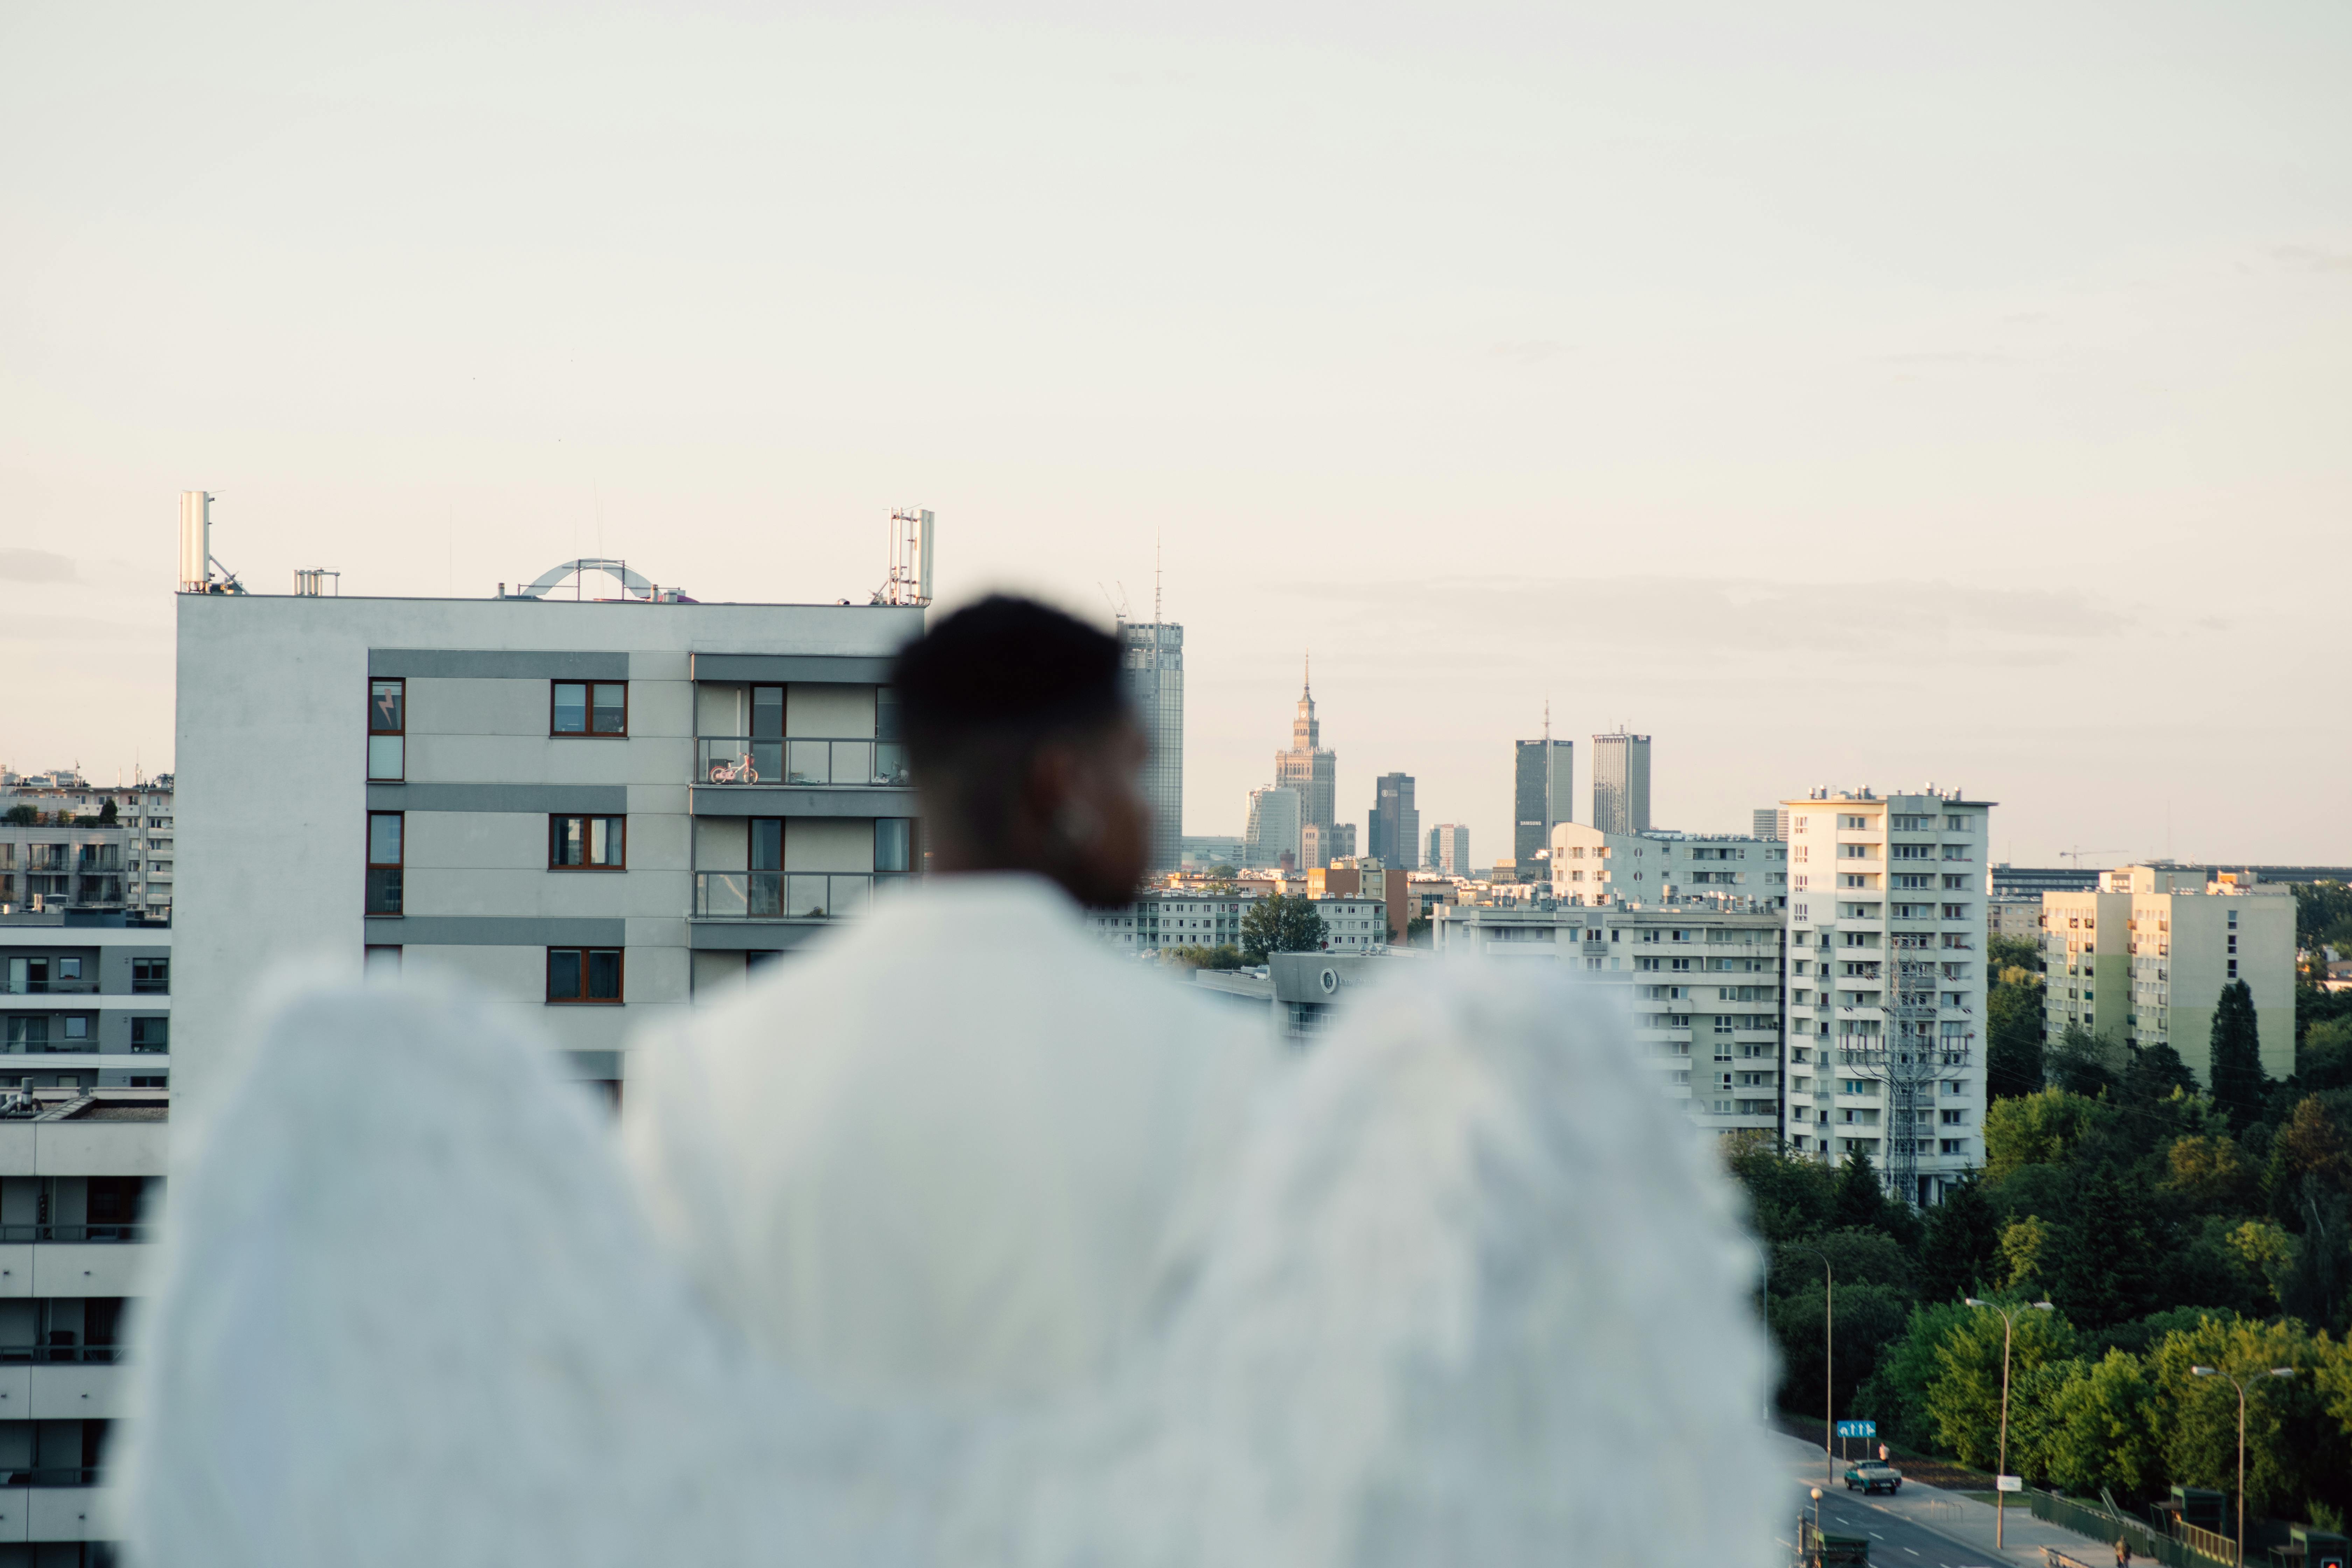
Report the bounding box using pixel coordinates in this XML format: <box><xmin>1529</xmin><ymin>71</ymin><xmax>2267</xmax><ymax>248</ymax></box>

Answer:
<box><xmin>2054</xmin><ymin>1163</ymin><xmax>2162</xmax><ymax>1330</ymax></box>
<box><xmin>97</xmin><ymin>797</ymin><xmax>118</xmax><ymax>825</ymax></box>
<box><xmin>1772</xmin><ymin>1280</ymin><xmax>1912</xmax><ymax>1420</ymax></box>
<box><xmin>2291</xmin><ymin>881</ymin><xmax>2352</xmax><ymax>952</ymax></box>
<box><xmin>0</xmin><ymin>805</ymin><xmax>33</xmax><ymax>826</ymax></box>
<box><xmin>1832</xmin><ymin>1145</ymin><xmax>1892</xmax><ymax>1232</ymax></box>
<box><xmin>1854</xmin><ymin>1300</ymin><xmax>1973</xmax><ymax>1450</ymax></box>
<box><xmin>1987</xmin><ymin>934</ymin><xmax>2048</xmax><ymax>1101</ymax></box>
<box><xmin>2036</xmin><ymin>1349</ymin><xmax>2164</xmax><ymax>1497</ymax></box>
<box><xmin>1769</xmin><ymin>1227</ymin><xmax>1916</xmax><ymax>1299</ymax></box>
<box><xmin>1984</xmin><ymin>1088</ymin><xmax>2112</xmax><ymax>1180</ymax></box>
<box><xmin>1925</xmin><ymin>1301</ymin><xmax>2078</xmax><ymax>1470</ymax></box>
<box><xmin>1238</xmin><ymin>894</ymin><xmax>1328</xmax><ymax>963</ymax></box>
<box><xmin>2209</xmin><ymin>980</ymin><xmax>2268</xmax><ymax>1131</ymax></box>
<box><xmin>2146</xmin><ymin>1314</ymin><xmax>2351</xmax><ymax>1527</ymax></box>
<box><xmin>2302</xmin><ymin>1018</ymin><xmax>2352</xmax><ymax>1093</ymax></box>
<box><xmin>1917</xmin><ymin>1170</ymin><xmax>2001</xmax><ymax>1306</ymax></box>
<box><xmin>2000</xmin><ymin>1214</ymin><xmax>2053</xmax><ymax>1292</ymax></box>
<box><xmin>2047</xmin><ymin>1024</ymin><xmax>2121</xmax><ymax>1098</ymax></box>
<box><xmin>1165</xmin><ymin>943</ymin><xmax>1243</xmax><ymax>971</ymax></box>
<box><xmin>2163</xmin><ymin>1134</ymin><xmax>2262</xmax><ymax>1214</ymax></box>
<box><xmin>1725</xmin><ymin>1136</ymin><xmax>1836</xmax><ymax>1241</ymax></box>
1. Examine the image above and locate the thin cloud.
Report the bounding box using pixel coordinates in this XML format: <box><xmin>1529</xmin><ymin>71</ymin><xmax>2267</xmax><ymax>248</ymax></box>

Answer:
<box><xmin>0</xmin><ymin>549</ymin><xmax>76</xmax><ymax>584</ymax></box>
<box><xmin>2275</xmin><ymin>245</ymin><xmax>2352</xmax><ymax>273</ymax></box>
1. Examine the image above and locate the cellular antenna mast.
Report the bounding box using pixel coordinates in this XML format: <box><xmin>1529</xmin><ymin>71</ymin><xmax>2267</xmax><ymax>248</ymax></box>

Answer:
<box><xmin>873</xmin><ymin>508</ymin><xmax>935</xmax><ymax>608</ymax></box>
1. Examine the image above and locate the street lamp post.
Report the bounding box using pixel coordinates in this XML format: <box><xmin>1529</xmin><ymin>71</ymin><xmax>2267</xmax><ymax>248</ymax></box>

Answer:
<box><xmin>1806</xmin><ymin>1248</ymin><xmax>1834</xmax><ymax>1485</ymax></box>
<box><xmin>2190</xmin><ymin>1365</ymin><xmax>2295</xmax><ymax>1565</ymax></box>
<box><xmin>1963</xmin><ymin>1297</ymin><xmax>2054</xmax><ymax>1549</ymax></box>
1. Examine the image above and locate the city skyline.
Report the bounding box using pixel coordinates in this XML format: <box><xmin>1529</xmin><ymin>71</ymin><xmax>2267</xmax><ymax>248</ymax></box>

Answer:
<box><xmin>6</xmin><ymin>5</ymin><xmax>2349</xmax><ymax>869</ymax></box>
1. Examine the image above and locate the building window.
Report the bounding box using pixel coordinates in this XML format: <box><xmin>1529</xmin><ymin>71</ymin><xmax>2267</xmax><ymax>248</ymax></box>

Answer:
<box><xmin>364</xmin><ymin>945</ymin><xmax>402</xmax><ymax>981</ymax></box>
<box><xmin>548</xmin><ymin>947</ymin><xmax>624</xmax><ymax>1004</ymax></box>
<box><xmin>366</xmin><ymin>811</ymin><xmax>404</xmax><ymax>916</ymax></box>
<box><xmin>368</xmin><ymin>679</ymin><xmax>405</xmax><ymax>780</ymax></box>
<box><xmin>552</xmin><ymin>681</ymin><xmax>628</xmax><ymax>736</ymax></box>
<box><xmin>550</xmin><ymin>815</ymin><xmax>626</xmax><ymax>869</ymax></box>
<box><xmin>131</xmin><ymin>1017</ymin><xmax>169</xmax><ymax>1052</ymax></box>
<box><xmin>61</xmin><ymin>1015</ymin><xmax>90</xmax><ymax>1042</ymax></box>
<box><xmin>875</xmin><ymin>818</ymin><xmax>914</xmax><ymax>873</ymax></box>
<box><xmin>3</xmin><ymin>1017</ymin><xmax>46</xmax><ymax>1050</ymax></box>
<box><xmin>131</xmin><ymin>957</ymin><xmax>169</xmax><ymax>993</ymax></box>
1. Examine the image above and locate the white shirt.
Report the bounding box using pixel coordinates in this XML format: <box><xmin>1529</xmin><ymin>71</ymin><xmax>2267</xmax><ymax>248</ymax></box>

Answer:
<box><xmin>623</xmin><ymin>873</ymin><xmax>1281</xmax><ymax>1404</ymax></box>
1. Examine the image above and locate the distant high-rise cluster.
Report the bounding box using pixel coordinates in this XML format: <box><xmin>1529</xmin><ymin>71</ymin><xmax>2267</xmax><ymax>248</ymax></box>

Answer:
<box><xmin>1244</xmin><ymin>785</ymin><xmax>1302</xmax><ymax>871</ymax></box>
<box><xmin>1118</xmin><ymin>616</ymin><xmax>1184</xmax><ymax>872</ymax></box>
<box><xmin>1428</xmin><ymin>823</ymin><xmax>1470</xmax><ymax>875</ymax></box>
<box><xmin>1591</xmin><ymin>731</ymin><xmax>1651</xmax><ymax>835</ymax></box>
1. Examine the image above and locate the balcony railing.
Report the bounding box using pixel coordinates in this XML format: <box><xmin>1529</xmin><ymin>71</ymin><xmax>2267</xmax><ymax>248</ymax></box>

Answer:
<box><xmin>0</xmin><ymin>1468</ymin><xmax>103</xmax><ymax>1488</ymax></box>
<box><xmin>693</xmin><ymin>871</ymin><xmax>914</xmax><ymax>919</ymax></box>
<box><xmin>0</xmin><ymin>1340</ymin><xmax>120</xmax><ymax>1364</ymax></box>
<box><xmin>0</xmin><ymin>1224</ymin><xmax>150</xmax><ymax>1242</ymax></box>
<box><xmin>696</xmin><ymin>737</ymin><xmax>912</xmax><ymax>788</ymax></box>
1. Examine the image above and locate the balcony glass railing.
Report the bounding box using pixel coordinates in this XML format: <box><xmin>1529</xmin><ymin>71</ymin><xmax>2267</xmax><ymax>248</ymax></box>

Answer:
<box><xmin>0</xmin><ymin>1340</ymin><xmax>120</xmax><ymax>1364</ymax></box>
<box><xmin>696</xmin><ymin>737</ymin><xmax>912</xmax><ymax>788</ymax></box>
<box><xmin>693</xmin><ymin>871</ymin><xmax>915</xmax><ymax>919</ymax></box>
<box><xmin>0</xmin><ymin>1224</ymin><xmax>150</xmax><ymax>1242</ymax></box>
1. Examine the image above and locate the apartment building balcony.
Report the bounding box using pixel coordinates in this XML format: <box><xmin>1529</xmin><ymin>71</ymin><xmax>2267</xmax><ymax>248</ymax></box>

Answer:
<box><xmin>0</xmin><ymin>1358</ymin><xmax>130</xmax><ymax>1420</ymax></box>
<box><xmin>695</xmin><ymin>736</ymin><xmax>912</xmax><ymax>790</ymax></box>
<box><xmin>692</xmin><ymin>870</ymin><xmax>914</xmax><ymax>921</ymax></box>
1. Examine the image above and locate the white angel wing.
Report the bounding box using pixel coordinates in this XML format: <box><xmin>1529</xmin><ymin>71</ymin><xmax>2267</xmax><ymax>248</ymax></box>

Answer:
<box><xmin>971</xmin><ymin>959</ymin><xmax>1781</xmax><ymax>1568</ymax></box>
<box><xmin>117</xmin><ymin>982</ymin><xmax>920</xmax><ymax>1568</ymax></box>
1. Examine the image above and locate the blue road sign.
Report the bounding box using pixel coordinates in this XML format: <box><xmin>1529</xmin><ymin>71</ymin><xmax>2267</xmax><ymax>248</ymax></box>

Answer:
<box><xmin>1835</xmin><ymin>1420</ymin><xmax>1877</xmax><ymax>1439</ymax></box>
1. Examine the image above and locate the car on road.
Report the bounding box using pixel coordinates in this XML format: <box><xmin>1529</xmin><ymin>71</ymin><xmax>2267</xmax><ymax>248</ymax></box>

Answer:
<box><xmin>1843</xmin><ymin>1462</ymin><xmax>1903</xmax><ymax>1494</ymax></box>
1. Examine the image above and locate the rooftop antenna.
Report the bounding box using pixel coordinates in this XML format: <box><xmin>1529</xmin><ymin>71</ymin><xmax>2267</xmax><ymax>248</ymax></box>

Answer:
<box><xmin>177</xmin><ymin>491</ymin><xmax>246</xmax><ymax>595</ymax></box>
<box><xmin>872</xmin><ymin>507</ymin><xmax>935</xmax><ymax>607</ymax></box>
<box><xmin>1099</xmin><ymin>581</ymin><xmax>1129</xmax><ymax>621</ymax></box>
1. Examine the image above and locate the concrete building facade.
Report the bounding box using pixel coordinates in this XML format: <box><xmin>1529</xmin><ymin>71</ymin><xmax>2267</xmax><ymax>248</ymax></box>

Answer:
<box><xmin>1548</xmin><ymin>822</ymin><xmax>1788</xmax><ymax>910</ymax></box>
<box><xmin>1781</xmin><ymin>789</ymin><xmax>1993</xmax><ymax>1207</ymax></box>
<box><xmin>1428</xmin><ymin>823</ymin><xmax>1470</xmax><ymax>876</ymax></box>
<box><xmin>175</xmin><ymin>587</ymin><xmax>924</xmax><ymax>1102</ymax></box>
<box><xmin>1</xmin><ymin>916</ymin><xmax>173</xmax><ymax>1092</ymax></box>
<box><xmin>2038</xmin><ymin>866</ymin><xmax>2297</xmax><ymax>1083</ymax></box>
<box><xmin>1591</xmin><ymin>731</ymin><xmax>1651</xmax><ymax>836</ymax></box>
<box><xmin>1432</xmin><ymin>897</ymin><xmax>1784</xmax><ymax>1138</ymax></box>
<box><xmin>0</xmin><ymin>784</ymin><xmax>174</xmax><ymax>919</ymax></box>
<box><xmin>1116</xmin><ymin>618</ymin><xmax>1184</xmax><ymax>872</ymax></box>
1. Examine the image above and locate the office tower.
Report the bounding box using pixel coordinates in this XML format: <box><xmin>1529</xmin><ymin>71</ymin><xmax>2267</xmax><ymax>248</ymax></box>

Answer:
<box><xmin>2039</xmin><ymin>866</ymin><xmax>2296</xmax><ymax>1082</ymax></box>
<box><xmin>1780</xmin><ymin>788</ymin><xmax>1994</xmax><ymax>1208</ymax></box>
<box><xmin>1367</xmin><ymin>773</ymin><xmax>1419</xmax><ymax>869</ymax></box>
<box><xmin>1514</xmin><ymin>726</ymin><xmax>1574</xmax><ymax>864</ymax></box>
<box><xmin>1429</xmin><ymin>823</ymin><xmax>1470</xmax><ymax>876</ymax></box>
<box><xmin>1244</xmin><ymin>785</ymin><xmax>1303</xmax><ymax>871</ymax></box>
<box><xmin>1591</xmin><ymin>731</ymin><xmax>1652</xmax><ymax>836</ymax></box>
<box><xmin>1118</xmin><ymin>616</ymin><xmax>1184</xmax><ymax>872</ymax></box>
<box><xmin>1302</xmin><ymin>820</ymin><xmax>1355</xmax><ymax>871</ymax></box>
<box><xmin>1752</xmin><ymin>807</ymin><xmax>1789</xmax><ymax>841</ymax></box>
<box><xmin>1274</xmin><ymin>657</ymin><xmax>1337</xmax><ymax>842</ymax></box>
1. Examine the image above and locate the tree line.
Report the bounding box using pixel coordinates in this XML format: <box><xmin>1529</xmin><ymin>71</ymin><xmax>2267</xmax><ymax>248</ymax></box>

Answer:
<box><xmin>1735</xmin><ymin>890</ymin><xmax>2352</xmax><ymax>1530</ymax></box>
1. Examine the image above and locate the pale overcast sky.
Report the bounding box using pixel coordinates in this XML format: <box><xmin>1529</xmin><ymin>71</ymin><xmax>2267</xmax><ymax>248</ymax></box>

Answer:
<box><xmin>4</xmin><ymin>1</ymin><xmax>2347</xmax><ymax>867</ymax></box>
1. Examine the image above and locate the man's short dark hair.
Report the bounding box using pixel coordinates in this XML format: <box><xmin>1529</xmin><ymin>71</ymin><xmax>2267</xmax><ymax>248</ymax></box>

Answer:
<box><xmin>892</xmin><ymin>595</ymin><xmax>1128</xmax><ymax>776</ymax></box>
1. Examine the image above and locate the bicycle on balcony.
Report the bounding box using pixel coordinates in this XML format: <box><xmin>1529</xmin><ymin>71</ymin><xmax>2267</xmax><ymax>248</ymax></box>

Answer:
<box><xmin>708</xmin><ymin>753</ymin><xmax>760</xmax><ymax>785</ymax></box>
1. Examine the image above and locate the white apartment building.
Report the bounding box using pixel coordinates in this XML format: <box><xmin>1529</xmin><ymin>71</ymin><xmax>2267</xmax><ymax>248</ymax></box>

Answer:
<box><xmin>1</xmin><ymin>917</ymin><xmax>173</xmax><ymax>1092</ymax></box>
<box><xmin>0</xmin><ymin>1079</ymin><xmax>166</xmax><ymax>1560</ymax></box>
<box><xmin>0</xmin><ymin>784</ymin><xmax>174</xmax><ymax>919</ymax></box>
<box><xmin>2039</xmin><ymin>865</ymin><xmax>2297</xmax><ymax>1082</ymax></box>
<box><xmin>1548</xmin><ymin>822</ymin><xmax>1788</xmax><ymax>910</ymax></box>
<box><xmin>1085</xmin><ymin>886</ymin><xmax>1387</xmax><ymax>955</ymax></box>
<box><xmin>1782</xmin><ymin>789</ymin><xmax>1993</xmax><ymax>1206</ymax></box>
<box><xmin>1431</xmin><ymin>897</ymin><xmax>1784</xmax><ymax>1137</ymax></box>
<box><xmin>175</xmin><ymin>572</ymin><xmax>924</xmax><ymax>1102</ymax></box>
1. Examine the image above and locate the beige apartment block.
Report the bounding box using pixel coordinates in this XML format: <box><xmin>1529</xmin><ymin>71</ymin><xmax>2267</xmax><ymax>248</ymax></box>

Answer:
<box><xmin>2039</xmin><ymin>866</ymin><xmax>2295</xmax><ymax>1082</ymax></box>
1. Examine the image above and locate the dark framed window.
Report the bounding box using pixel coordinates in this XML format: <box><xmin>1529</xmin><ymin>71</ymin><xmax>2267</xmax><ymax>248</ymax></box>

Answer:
<box><xmin>131</xmin><ymin>957</ymin><xmax>168</xmax><ymax>993</ymax></box>
<box><xmin>547</xmin><ymin>947</ymin><xmax>624</xmax><ymax>1004</ymax></box>
<box><xmin>369</xmin><ymin>679</ymin><xmax>405</xmax><ymax>780</ymax></box>
<box><xmin>130</xmin><ymin>1017</ymin><xmax>168</xmax><ymax>1053</ymax></box>
<box><xmin>366</xmin><ymin>811</ymin><xmax>404</xmax><ymax>916</ymax></box>
<box><xmin>875</xmin><ymin>818</ymin><xmax>913</xmax><ymax>873</ymax></box>
<box><xmin>550</xmin><ymin>814</ymin><xmax>626</xmax><ymax>869</ymax></box>
<box><xmin>552</xmin><ymin>681</ymin><xmax>628</xmax><ymax>736</ymax></box>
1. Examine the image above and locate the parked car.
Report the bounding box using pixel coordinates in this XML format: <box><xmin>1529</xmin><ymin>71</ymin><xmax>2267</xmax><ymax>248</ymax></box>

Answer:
<box><xmin>1843</xmin><ymin>1462</ymin><xmax>1903</xmax><ymax>1494</ymax></box>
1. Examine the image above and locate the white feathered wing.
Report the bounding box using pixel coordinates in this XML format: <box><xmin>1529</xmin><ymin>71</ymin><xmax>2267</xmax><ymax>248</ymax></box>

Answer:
<box><xmin>122</xmin><ymin>963</ymin><xmax>1777</xmax><ymax>1568</ymax></box>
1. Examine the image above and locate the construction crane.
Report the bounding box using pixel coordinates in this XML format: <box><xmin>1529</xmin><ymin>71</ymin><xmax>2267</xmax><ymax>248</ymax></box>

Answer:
<box><xmin>2058</xmin><ymin>847</ymin><xmax>2120</xmax><ymax>869</ymax></box>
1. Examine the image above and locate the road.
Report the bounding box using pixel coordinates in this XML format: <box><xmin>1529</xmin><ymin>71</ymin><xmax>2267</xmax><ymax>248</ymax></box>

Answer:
<box><xmin>1772</xmin><ymin>1432</ymin><xmax>2102</xmax><ymax>1567</ymax></box>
